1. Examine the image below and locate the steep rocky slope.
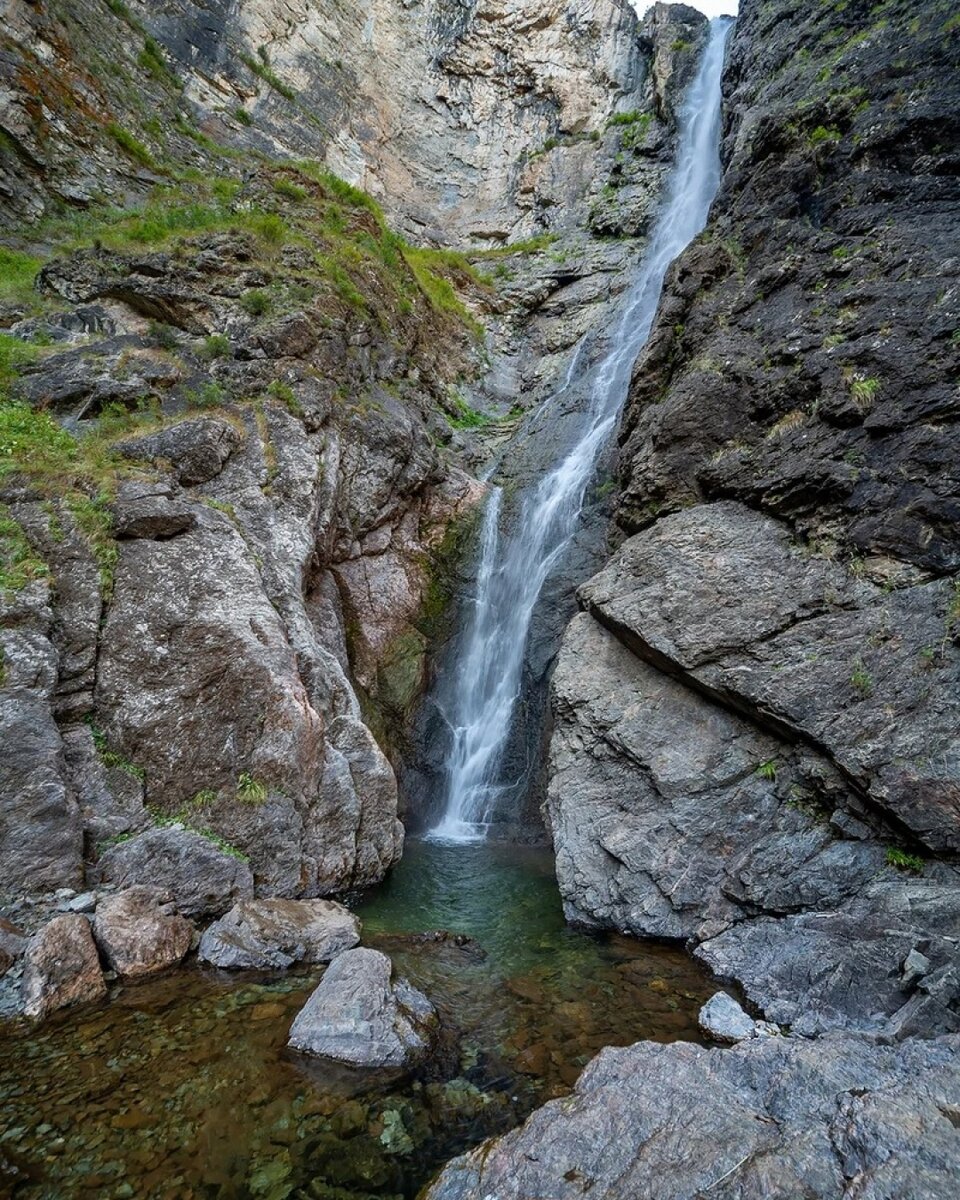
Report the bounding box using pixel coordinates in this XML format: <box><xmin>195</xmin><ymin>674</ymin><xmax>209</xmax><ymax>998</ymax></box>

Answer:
<box><xmin>547</xmin><ymin>0</ymin><xmax>960</xmax><ymax>1035</ymax></box>
<box><xmin>0</xmin><ymin>1</ymin><xmax>709</xmax><ymax>1013</ymax></box>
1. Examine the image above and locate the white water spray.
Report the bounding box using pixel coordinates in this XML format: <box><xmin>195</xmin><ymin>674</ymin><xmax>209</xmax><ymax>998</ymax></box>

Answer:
<box><xmin>430</xmin><ymin>19</ymin><xmax>733</xmax><ymax>842</ymax></box>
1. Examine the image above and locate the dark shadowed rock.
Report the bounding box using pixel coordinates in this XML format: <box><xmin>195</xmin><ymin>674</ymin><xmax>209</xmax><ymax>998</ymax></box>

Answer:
<box><xmin>287</xmin><ymin>947</ymin><xmax>438</xmax><ymax>1068</ymax></box>
<box><xmin>92</xmin><ymin>886</ymin><xmax>194</xmax><ymax>978</ymax></box>
<box><xmin>198</xmin><ymin>898</ymin><xmax>360</xmax><ymax>970</ymax></box>
<box><xmin>425</xmin><ymin>1034</ymin><xmax>960</xmax><ymax>1200</ymax></box>
<box><xmin>96</xmin><ymin>827</ymin><xmax>253</xmax><ymax>918</ymax></box>
<box><xmin>0</xmin><ymin>918</ymin><xmax>27</xmax><ymax>976</ymax></box>
<box><xmin>116</xmin><ymin>417</ymin><xmax>242</xmax><ymax>487</ymax></box>
<box><xmin>21</xmin><ymin>914</ymin><xmax>106</xmax><ymax>1020</ymax></box>
<box><xmin>112</xmin><ymin>482</ymin><xmax>198</xmax><ymax>540</ymax></box>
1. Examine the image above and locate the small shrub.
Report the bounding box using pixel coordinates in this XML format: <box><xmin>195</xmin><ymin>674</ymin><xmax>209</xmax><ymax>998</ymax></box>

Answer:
<box><xmin>239</xmin><ymin>52</ymin><xmax>296</xmax><ymax>101</ymax></box>
<box><xmin>755</xmin><ymin>759</ymin><xmax>778</xmax><ymax>782</ymax></box>
<box><xmin>266</xmin><ymin>378</ymin><xmax>301</xmax><ymax>416</ymax></box>
<box><xmin>0</xmin><ymin>248</ymin><xmax>43</xmax><ymax>304</ymax></box>
<box><xmin>240</xmin><ymin>290</ymin><xmax>270</xmax><ymax>317</ymax></box>
<box><xmin>189</xmin><ymin>790</ymin><xmax>217</xmax><ymax>809</ymax></box>
<box><xmin>236</xmin><ymin>772</ymin><xmax>268</xmax><ymax>804</ymax></box>
<box><xmin>199</xmin><ymin>333</ymin><xmax>231</xmax><ymax>360</ymax></box>
<box><xmin>185</xmin><ymin>381</ymin><xmax>227</xmax><ymax>409</ymax></box>
<box><xmin>234</xmin><ymin>107</ymin><xmax>253</xmax><ymax>126</ymax></box>
<box><xmin>138</xmin><ymin>36</ymin><xmax>175</xmax><ymax>85</ymax></box>
<box><xmin>246</xmin><ymin>211</ymin><xmax>288</xmax><ymax>248</ymax></box>
<box><xmin>849</xmin><ymin>375</ymin><xmax>880</xmax><ymax>412</ymax></box>
<box><xmin>850</xmin><ymin>657</ymin><xmax>873</xmax><ymax>694</ymax></box>
<box><xmin>808</xmin><ymin>125</ymin><xmax>841</xmax><ymax>147</ymax></box>
<box><xmin>885</xmin><ymin>847</ymin><xmax>924</xmax><ymax>874</ymax></box>
<box><xmin>67</xmin><ymin>491</ymin><xmax>118</xmax><ymax>597</ymax></box>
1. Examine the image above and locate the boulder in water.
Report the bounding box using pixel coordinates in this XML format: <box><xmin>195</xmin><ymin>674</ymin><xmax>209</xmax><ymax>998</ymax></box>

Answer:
<box><xmin>92</xmin><ymin>887</ymin><xmax>194</xmax><ymax>978</ymax></box>
<box><xmin>287</xmin><ymin>947</ymin><xmax>438</xmax><ymax>1068</ymax></box>
<box><xmin>21</xmin><ymin>914</ymin><xmax>106</xmax><ymax>1019</ymax></box>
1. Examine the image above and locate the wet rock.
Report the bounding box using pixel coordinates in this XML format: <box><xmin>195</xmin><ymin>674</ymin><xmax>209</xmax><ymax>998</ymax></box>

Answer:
<box><xmin>198</xmin><ymin>898</ymin><xmax>360</xmax><ymax>970</ymax></box>
<box><xmin>96</xmin><ymin>827</ymin><xmax>253</xmax><ymax>918</ymax></box>
<box><xmin>287</xmin><ymin>948</ymin><xmax>438</xmax><ymax>1068</ymax></box>
<box><xmin>425</xmin><ymin>1033</ymin><xmax>960</xmax><ymax>1200</ymax></box>
<box><xmin>21</xmin><ymin>914</ymin><xmax>106</xmax><ymax>1019</ymax></box>
<box><xmin>92</xmin><ymin>887</ymin><xmax>193</xmax><ymax>978</ymax></box>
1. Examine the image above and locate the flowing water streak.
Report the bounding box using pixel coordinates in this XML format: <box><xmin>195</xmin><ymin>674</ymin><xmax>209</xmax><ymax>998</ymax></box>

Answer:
<box><xmin>431</xmin><ymin>19</ymin><xmax>733</xmax><ymax>841</ymax></box>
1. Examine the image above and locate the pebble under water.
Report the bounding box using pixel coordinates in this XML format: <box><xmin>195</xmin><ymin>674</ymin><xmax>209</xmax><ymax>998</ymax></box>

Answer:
<box><xmin>0</xmin><ymin>840</ymin><xmax>721</xmax><ymax>1199</ymax></box>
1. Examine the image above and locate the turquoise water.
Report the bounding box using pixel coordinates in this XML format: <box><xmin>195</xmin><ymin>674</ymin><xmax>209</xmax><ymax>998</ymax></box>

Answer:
<box><xmin>0</xmin><ymin>841</ymin><xmax>719</xmax><ymax>1198</ymax></box>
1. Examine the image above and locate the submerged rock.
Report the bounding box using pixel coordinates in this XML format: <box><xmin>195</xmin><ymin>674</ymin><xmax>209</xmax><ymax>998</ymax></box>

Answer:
<box><xmin>425</xmin><ymin>1033</ymin><xmax>960</xmax><ymax>1200</ymax></box>
<box><xmin>198</xmin><ymin>898</ymin><xmax>360</xmax><ymax>970</ymax></box>
<box><xmin>21</xmin><ymin>914</ymin><xmax>106</xmax><ymax>1020</ymax></box>
<box><xmin>96</xmin><ymin>827</ymin><xmax>254</xmax><ymax>918</ymax></box>
<box><xmin>92</xmin><ymin>887</ymin><xmax>193</xmax><ymax>979</ymax></box>
<box><xmin>287</xmin><ymin>947</ymin><xmax>438</xmax><ymax>1068</ymax></box>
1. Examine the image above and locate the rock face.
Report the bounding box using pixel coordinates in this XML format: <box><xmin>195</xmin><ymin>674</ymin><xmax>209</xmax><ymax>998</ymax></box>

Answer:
<box><xmin>697</xmin><ymin>993</ymin><xmax>773</xmax><ymax>1045</ymax></box>
<box><xmin>425</xmin><ymin>1033</ymin><xmax>960</xmax><ymax>1200</ymax></box>
<box><xmin>96</xmin><ymin>828</ymin><xmax>254</xmax><ymax>919</ymax></box>
<box><xmin>21</xmin><ymin>915</ymin><xmax>106</xmax><ymax>1020</ymax></box>
<box><xmin>198</xmin><ymin>898</ymin><xmax>360</xmax><ymax>970</ymax></box>
<box><xmin>287</xmin><ymin>947</ymin><xmax>438</xmax><ymax>1068</ymax></box>
<box><xmin>545</xmin><ymin>0</ymin><xmax>960</xmax><ymax>1042</ymax></box>
<box><xmin>92</xmin><ymin>887</ymin><xmax>193</xmax><ymax>979</ymax></box>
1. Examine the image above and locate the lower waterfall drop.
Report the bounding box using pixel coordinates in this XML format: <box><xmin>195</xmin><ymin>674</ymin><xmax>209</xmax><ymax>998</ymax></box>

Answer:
<box><xmin>431</xmin><ymin>17</ymin><xmax>734</xmax><ymax>842</ymax></box>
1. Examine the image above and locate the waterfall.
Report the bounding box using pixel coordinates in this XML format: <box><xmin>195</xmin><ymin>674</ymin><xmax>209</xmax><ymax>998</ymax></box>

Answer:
<box><xmin>430</xmin><ymin>18</ymin><xmax>733</xmax><ymax>842</ymax></box>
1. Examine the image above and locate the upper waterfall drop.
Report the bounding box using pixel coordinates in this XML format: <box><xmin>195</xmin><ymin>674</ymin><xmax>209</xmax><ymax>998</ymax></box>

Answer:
<box><xmin>430</xmin><ymin>18</ymin><xmax>733</xmax><ymax>843</ymax></box>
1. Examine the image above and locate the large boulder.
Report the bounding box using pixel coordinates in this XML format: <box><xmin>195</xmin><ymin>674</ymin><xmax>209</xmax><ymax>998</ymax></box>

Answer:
<box><xmin>287</xmin><ymin>947</ymin><xmax>438</xmax><ymax>1068</ymax></box>
<box><xmin>425</xmin><ymin>1033</ymin><xmax>960</xmax><ymax>1200</ymax></box>
<box><xmin>21</xmin><ymin>914</ymin><xmax>106</xmax><ymax>1019</ymax></box>
<box><xmin>92</xmin><ymin>887</ymin><xmax>194</xmax><ymax>978</ymax></box>
<box><xmin>198</xmin><ymin>898</ymin><xmax>360</xmax><ymax>970</ymax></box>
<box><xmin>96</xmin><ymin>826</ymin><xmax>254</xmax><ymax>918</ymax></box>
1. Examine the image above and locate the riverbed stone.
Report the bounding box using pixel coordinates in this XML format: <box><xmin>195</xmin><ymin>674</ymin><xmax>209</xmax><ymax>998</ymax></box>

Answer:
<box><xmin>95</xmin><ymin>826</ymin><xmax>254</xmax><ymax>918</ymax></box>
<box><xmin>198</xmin><ymin>898</ymin><xmax>360</xmax><ymax>970</ymax></box>
<box><xmin>425</xmin><ymin>1033</ymin><xmax>960</xmax><ymax>1200</ymax></box>
<box><xmin>92</xmin><ymin>887</ymin><xmax>194</xmax><ymax>978</ymax></box>
<box><xmin>697</xmin><ymin>993</ymin><xmax>758</xmax><ymax>1044</ymax></box>
<box><xmin>21</xmin><ymin>914</ymin><xmax>106</xmax><ymax>1019</ymax></box>
<box><xmin>287</xmin><ymin>947</ymin><xmax>438</xmax><ymax>1068</ymax></box>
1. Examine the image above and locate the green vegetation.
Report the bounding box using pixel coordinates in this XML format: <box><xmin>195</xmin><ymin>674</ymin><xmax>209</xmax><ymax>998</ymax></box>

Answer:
<box><xmin>885</xmin><ymin>847</ymin><xmax>924</xmax><ymax>874</ymax></box>
<box><xmin>755</xmin><ymin>759</ymin><xmax>778</xmax><ymax>782</ymax></box>
<box><xmin>273</xmin><ymin>178</ymin><xmax>308</xmax><ymax>202</ymax></box>
<box><xmin>107</xmin><ymin>122</ymin><xmax>158</xmax><ymax>169</ymax></box>
<box><xmin>266</xmin><ymin>379</ymin><xmax>302</xmax><ymax>417</ymax></box>
<box><xmin>808</xmin><ymin>124</ymin><xmax>842</xmax><ymax>147</ymax></box>
<box><xmin>239</xmin><ymin>52</ymin><xmax>296</xmax><ymax>101</ymax></box>
<box><xmin>0</xmin><ymin>506</ymin><xmax>49</xmax><ymax>594</ymax></box>
<box><xmin>849</xmin><ymin>375</ymin><xmax>880</xmax><ymax>412</ymax></box>
<box><xmin>0</xmin><ymin>402</ymin><xmax>77</xmax><ymax>481</ymax></box>
<box><xmin>138</xmin><ymin>36</ymin><xmax>176</xmax><ymax>86</ymax></box>
<box><xmin>237</xmin><ymin>772</ymin><xmax>268</xmax><ymax>804</ymax></box>
<box><xmin>86</xmin><ymin>718</ymin><xmax>146</xmax><ymax>780</ymax></box>
<box><xmin>0</xmin><ymin>248</ymin><xmax>43</xmax><ymax>306</ymax></box>
<box><xmin>240</xmin><ymin>289</ymin><xmax>271</xmax><ymax>317</ymax></box>
<box><xmin>234</xmin><ymin>107</ymin><xmax>253</xmax><ymax>127</ymax></box>
<box><xmin>199</xmin><ymin>333</ymin><xmax>231</xmax><ymax>360</ymax></box>
<box><xmin>850</xmin><ymin>657</ymin><xmax>873</xmax><ymax>695</ymax></box>
<box><xmin>67</xmin><ymin>491</ymin><xmax>118</xmax><ymax>598</ymax></box>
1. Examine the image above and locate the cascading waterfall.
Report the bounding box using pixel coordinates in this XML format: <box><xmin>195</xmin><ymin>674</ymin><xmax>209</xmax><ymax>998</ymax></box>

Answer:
<box><xmin>430</xmin><ymin>18</ymin><xmax>733</xmax><ymax>842</ymax></box>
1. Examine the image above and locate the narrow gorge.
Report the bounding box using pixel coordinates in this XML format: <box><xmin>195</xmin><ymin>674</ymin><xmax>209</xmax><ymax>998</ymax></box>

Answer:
<box><xmin>0</xmin><ymin>1</ymin><xmax>957</xmax><ymax>1198</ymax></box>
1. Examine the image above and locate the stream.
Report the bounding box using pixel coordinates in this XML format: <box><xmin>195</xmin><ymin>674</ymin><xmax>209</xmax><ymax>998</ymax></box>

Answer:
<box><xmin>0</xmin><ymin>842</ymin><xmax>720</xmax><ymax>1199</ymax></box>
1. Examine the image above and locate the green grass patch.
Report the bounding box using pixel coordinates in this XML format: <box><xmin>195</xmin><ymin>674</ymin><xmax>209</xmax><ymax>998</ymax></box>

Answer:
<box><xmin>885</xmin><ymin>847</ymin><xmax>924</xmax><ymax>874</ymax></box>
<box><xmin>67</xmin><ymin>490</ymin><xmax>118</xmax><ymax>598</ymax></box>
<box><xmin>107</xmin><ymin>122</ymin><xmax>158</xmax><ymax>169</ymax></box>
<box><xmin>239</xmin><ymin>52</ymin><xmax>296</xmax><ymax>101</ymax></box>
<box><xmin>0</xmin><ymin>506</ymin><xmax>49</xmax><ymax>594</ymax></box>
<box><xmin>0</xmin><ymin>248</ymin><xmax>43</xmax><ymax>305</ymax></box>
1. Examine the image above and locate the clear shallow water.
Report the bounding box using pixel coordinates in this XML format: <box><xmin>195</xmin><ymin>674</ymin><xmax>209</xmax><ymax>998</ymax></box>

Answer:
<box><xmin>0</xmin><ymin>841</ymin><xmax>719</xmax><ymax>1199</ymax></box>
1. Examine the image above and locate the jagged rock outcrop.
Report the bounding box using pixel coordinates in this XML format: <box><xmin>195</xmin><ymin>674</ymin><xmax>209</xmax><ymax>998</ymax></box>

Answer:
<box><xmin>546</xmin><ymin>0</ymin><xmax>960</xmax><ymax>1041</ymax></box>
<box><xmin>426</xmin><ymin>1033</ymin><xmax>960</xmax><ymax>1200</ymax></box>
<box><xmin>20</xmin><ymin>913</ymin><xmax>106</xmax><ymax>1020</ymax></box>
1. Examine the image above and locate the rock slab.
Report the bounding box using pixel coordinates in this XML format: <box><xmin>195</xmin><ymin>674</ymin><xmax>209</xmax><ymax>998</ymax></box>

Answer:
<box><xmin>287</xmin><ymin>947</ymin><xmax>437</xmax><ymax>1068</ymax></box>
<box><xmin>198</xmin><ymin>898</ymin><xmax>360</xmax><ymax>970</ymax></box>
<box><xmin>21</xmin><ymin>914</ymin><xmax>106</xmax><ymax>1020</ymax></box>
<box><xmin>96</xmin><ymin>827</ymin><xmax>254</xmax><ymax>918</ymax></box>
<box><xmin>425</xmin><ymin>1033</ymin><xmax>960</xmax><ymax>1200</ymax></box>
<box><xmin>92</xmin><ymin>887</ymin><xmax>193</xmax><ymax>978</ymax></box>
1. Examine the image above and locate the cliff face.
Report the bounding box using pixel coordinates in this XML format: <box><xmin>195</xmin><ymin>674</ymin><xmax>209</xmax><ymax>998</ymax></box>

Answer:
<box><xmin>546</xmin><ymin>0</ymin><xmax>960</xmax><ymax>1039</ymax></box>
<box><xmin>0</xmin><ymin>2</ymin><xmax>705</xmax><ymax>916</ymax></box>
